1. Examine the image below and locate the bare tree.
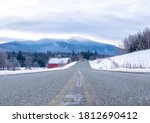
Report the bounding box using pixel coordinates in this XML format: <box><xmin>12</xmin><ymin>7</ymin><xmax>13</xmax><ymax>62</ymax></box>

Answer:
<box><xmin>143</xmin><ymin>28</ymin><xmax>150</xmax><ymax>49</ymax></box>
<box><xmin>33</xmin><ymin>62</ymin><xmax>39</xmax><ymax>69</ymax></box>
<box><xmin>24</xmin><ymin>56</ymin><xmax>32</xmax><ymax>69</ymax></box>
<box><xmin>5</xmin><ymin>59</ymin><xmax>12</xmax><ymax>70</ymax></box>
<box><xmin>9</xmin><ymin>57</ymin><xmax>20</xmax><ymax>70</ymax></box>
<box><xmin>124</xmin><ymin>28</ymin><xmax>150</xmax><ymax>52</ymax></box>
<box><xmin>0</xmin><ymin>51</ymin><xmax>7</xmax><ymax>70</ymax></box>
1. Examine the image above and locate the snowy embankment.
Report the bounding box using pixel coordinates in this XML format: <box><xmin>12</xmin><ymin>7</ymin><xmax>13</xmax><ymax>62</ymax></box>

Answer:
<box><xmin>0</xmin><ymin>62</ymin><xmax>77</xmax><ymax>76</ymax></box>
<box><xmin>90</xmin><ymin>49</ymin><xmax>150</xmax><ymax>72</ymax></box>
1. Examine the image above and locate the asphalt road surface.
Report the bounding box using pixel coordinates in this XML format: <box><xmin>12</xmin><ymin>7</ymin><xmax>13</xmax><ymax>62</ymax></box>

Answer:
<box><xmin>0</xmin><ymin>61</ymin><xmax>150</xmax><ymax>106</ymax></box>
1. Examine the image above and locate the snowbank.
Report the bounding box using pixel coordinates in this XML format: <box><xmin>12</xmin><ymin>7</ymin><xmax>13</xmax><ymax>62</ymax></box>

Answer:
<box><xmin>0</xmin><ymin>62</ymin><xmax>77</xmax><ymax>76</ymax></box>
<box><xmin>90</xmin><ymin>49</ymin><xmax>150</xmax><ymax>72</ymax></box>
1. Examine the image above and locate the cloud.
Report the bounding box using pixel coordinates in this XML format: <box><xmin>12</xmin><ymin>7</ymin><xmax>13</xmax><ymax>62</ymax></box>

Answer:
<box><xmin>0</xmin><ymin>0</ymin><xmax>150</xmax><ymax>43</ymax></box>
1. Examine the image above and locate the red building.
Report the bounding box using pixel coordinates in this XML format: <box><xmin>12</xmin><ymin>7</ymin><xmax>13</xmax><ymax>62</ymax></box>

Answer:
<box><xmin>47</xmin><ymin>57</ymin><xmax>71</xmax><ymax>68</ymax></box>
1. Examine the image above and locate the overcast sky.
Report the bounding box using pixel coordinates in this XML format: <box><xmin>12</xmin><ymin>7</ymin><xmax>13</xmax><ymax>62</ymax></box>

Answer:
<box><xmin>0</xmin><ymin>0</ymin><xmax>150</xmax><ymax>43</ymax></box>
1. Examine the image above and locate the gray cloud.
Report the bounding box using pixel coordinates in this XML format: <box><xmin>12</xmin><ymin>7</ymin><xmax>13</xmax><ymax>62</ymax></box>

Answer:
<box><xmin>0</xmin><ymin>0</ymin><xmax>150</xmax><ymax>42</ymax></box>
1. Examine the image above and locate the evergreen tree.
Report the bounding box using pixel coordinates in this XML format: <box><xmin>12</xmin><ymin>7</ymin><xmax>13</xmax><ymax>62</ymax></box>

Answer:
<box><xmin>17</xmin><ymin>50</ymin><xmax>25</xmax><ymax>67</ymax></box>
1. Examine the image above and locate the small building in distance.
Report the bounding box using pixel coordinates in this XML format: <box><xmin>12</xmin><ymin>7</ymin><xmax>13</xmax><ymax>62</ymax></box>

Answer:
<box><xmin>47</xmin><ymin>57</ymin><xmax>71</xmax><ymax>68</ymax></box>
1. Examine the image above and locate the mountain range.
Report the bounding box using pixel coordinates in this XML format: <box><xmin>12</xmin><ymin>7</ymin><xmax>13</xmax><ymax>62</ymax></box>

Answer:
<box><xmin>0</xmin><ymin>37</ymin><xmax>124</xmax><ymax>55</ymax></box>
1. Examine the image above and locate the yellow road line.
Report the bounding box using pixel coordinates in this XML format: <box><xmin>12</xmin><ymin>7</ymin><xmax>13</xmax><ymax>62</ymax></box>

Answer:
<box><xmin>49</xmin><ymin>71</ymin><xmax>93</xmax><ymax>106</ymax></box>
<box><xmin>80</xmin><ymin>73</ymin><xmax>93</xmax><ymax>105</ymax></box>
<box><xmin>49</xmin><ymin>72</ymin><xmax>76</xmax><ymax>106</ymax></box>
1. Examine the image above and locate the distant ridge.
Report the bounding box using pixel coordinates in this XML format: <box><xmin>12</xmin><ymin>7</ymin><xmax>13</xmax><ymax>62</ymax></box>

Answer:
<box><xmin>0</xmin><ymin>37</ymin><xmax>124</xmax><ymax>55</ymax></box>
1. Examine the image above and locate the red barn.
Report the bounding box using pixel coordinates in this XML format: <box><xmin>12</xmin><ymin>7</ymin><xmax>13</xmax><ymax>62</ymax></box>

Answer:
<box><xmin>47</xmin><ymin>57</ymin><xmax>71</xmax><ymax>68</ymax></box>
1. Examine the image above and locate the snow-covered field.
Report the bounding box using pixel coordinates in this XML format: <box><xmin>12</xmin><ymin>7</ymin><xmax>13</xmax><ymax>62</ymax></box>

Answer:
<box><xmin>90</xmin><ymin>49</ymin><xmax>150</xmax><ymax>72</ymax></box>
<box><xmin>0</xmin><ymin>62</ymin><xmax>77</xmax><ymax>76</ymax></box>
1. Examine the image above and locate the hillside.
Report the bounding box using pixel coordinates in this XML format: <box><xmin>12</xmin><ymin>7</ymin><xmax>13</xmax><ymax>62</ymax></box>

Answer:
<box><xmin>90</xmin><ymin>49</ymin><xmax>150</xmax><ymax>70</ymax></box>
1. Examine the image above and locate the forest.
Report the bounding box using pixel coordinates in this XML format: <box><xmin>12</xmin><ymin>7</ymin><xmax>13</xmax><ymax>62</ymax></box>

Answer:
<box><xmin>124</xmin><ymin>28</ymin><xmax>150</xmax><ymax>52</ymax></box>
<box><xmin>0</xmin><ymin>50</ymin><xmax>105</xmax><ymax>70</ymax></box>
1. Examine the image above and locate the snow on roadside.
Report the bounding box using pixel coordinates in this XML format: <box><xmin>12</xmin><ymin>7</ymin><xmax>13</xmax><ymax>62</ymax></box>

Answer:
<box><xmin>89</xmin><ymin>49</ymin><xmax>150</xmax><ymax>72</ymax></box>
<box><xmin>0</xmin><ymin>62</ymin><xmax>77</xmax><ymax>76</ymax></box>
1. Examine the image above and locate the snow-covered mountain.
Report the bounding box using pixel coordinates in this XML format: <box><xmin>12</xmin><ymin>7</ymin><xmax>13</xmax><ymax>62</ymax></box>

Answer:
<box><xmin>0</xmin><ymin>37</ymin><xmax>124</xmax><ymax>55</ymax></box>
<box><xmin>90</xmin><ymin>49</ymin><xmax>150</xmax><ymax>70</ymax></box>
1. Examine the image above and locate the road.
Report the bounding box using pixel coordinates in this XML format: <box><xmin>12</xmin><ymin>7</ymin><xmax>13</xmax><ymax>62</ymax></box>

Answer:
<box><xmin>0</xmin><ymin>61</ymin><xmax>150</xmax><ymax>106</ymax></box>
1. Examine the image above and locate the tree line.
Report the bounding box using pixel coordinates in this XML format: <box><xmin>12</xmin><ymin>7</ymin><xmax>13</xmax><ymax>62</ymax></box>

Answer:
<box><xmin>0</xmin><ymin>50</ymin><xmax>105</xmax><ymax>70</ymax></box>
<box><xmin>124</xmin><ymin>27</ymin><xmax>150</xmax><ymax>52</ymax></box>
